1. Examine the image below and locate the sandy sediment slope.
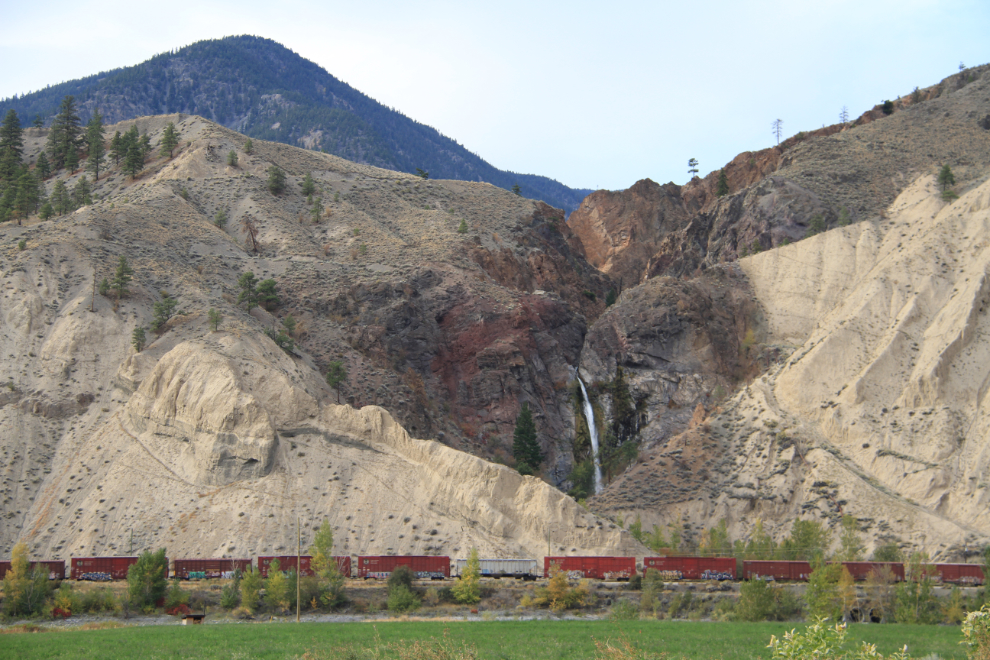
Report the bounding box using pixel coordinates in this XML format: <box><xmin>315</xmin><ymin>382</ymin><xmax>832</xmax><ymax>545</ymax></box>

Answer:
<box><xmin>735</xmin><ymin>173</ymin><xmax>990</xmax><ymax>554</ymax></box>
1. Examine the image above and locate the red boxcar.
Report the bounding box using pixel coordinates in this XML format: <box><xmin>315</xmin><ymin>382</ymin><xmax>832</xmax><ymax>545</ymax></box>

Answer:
<box><xmin>0</xmin><ymin>560</ymin><xmax>65</xmax><ymax>580</ymax></box>
<box><xmin>934</xmin><ymin>563</ymin><xmax>984</xmax><ymax>585</ymax></box>
<box><xmin>258</xmin><ymin>556</ymin><xmax>313</xmax><ymax>578</ymax></box>
<box><xmin>840</xmin><ymin>562</ymin><xmax>905</xmax><ymax>582</ymax></box>
<box><xmin>357</xmin><ymin>555</ymin><xmax>449</xmax><ymax>579</ymax></box>
<box><xmin>742</xmin><ymin>560</ymin><xmax>812</xmax><ymax>581</ymax></box>
<box><xmin>71</xmin><ymin>556</ymin><xmax>142</xmax><ymax>581</ymax></box>
<box><xmin>173</xmin><ymin>558</ymin><xmax>252</xmax><ymax>579</ymax></box>
<box><xmin>644</xmin><ymin>556</ymin><xmax>736</xmax><ymax>580</ymax></box>
<box><xmin>544</xmin><ymin>557</ymin><xmax>636</xmax><ymax>580</ymax></box>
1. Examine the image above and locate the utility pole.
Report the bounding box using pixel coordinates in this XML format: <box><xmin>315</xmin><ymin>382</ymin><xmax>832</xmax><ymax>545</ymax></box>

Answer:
<box><xmin>296</xmin><ymin>516</ymin><xmax>301</xmax><ymax>623</ymax></box>
<box><xmin>129</xmin><ymin>529</ymin><xmax>133</xmax><ymax>555</ymax></box>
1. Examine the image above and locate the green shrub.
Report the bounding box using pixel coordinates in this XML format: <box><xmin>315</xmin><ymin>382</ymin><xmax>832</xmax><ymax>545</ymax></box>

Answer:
<box><xmin>668</xmin><ymin>591</ymin><xmax>693</xmax><ymax>619</ymax></box>
<box><xmin>164</xmin><ymin>580</ymin><xmax>190</xmax><ymax>612</ymax></box>
<box><xmin>80</xmin><ymin>587</ymin><xmax>117</xmax><ymax>613</ymax></box>
<box><xmin>219</xmin><ymin>580</ymin><xmax>240</xmax><ymax>609</ymax></box>
<box><xmin>127</xmin><ymin>548</ymin><xmax>168</xmax><ymax>610</ymax></box>
<box><xmin>735</xmin><ymin>579</ymin><xmax>802</xmax><ymax>621</ymax></box>
<box><xmin>240</xmin><ymin>567</ymin><xmax>262</xmax><ymax>613</ymax></box>
<box><xmin>609</xmin><ymin>600</ymin><xmax>640</xmax><ymax>621</ymax></box>
<box><xmin>387</xmin><ymin>585</ymin><xmax>421</xmax><ymax>613</ymax></box>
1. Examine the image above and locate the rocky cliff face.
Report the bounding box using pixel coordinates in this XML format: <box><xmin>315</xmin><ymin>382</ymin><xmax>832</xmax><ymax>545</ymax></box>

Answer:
<box><xmin>570</xmin><ymin>65</ymin><xmax>990</xmax><ymax>558</ymax></box>
<box><xmin>592</xmin><ymin>174</ymin><xmax>990</xmax><ymax>559</ymax></box>
<box><xmin>568</xmin><ymin>65</ymin><xmax>990</xmax><ymax>286</ymax></box>
<box><xmin>0</xmin><ymin>114</ymin><xmax>642</xmax><ymax>560</ymax></box>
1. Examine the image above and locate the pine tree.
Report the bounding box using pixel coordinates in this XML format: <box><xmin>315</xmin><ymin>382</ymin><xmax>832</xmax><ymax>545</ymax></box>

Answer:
<box><xmin>310</xmin><ymin>196</ymin><xmax>323</xmax><ymax>223</ymax></box>
<box><xmin>50</xmin><ymin>179</ymin><xmax>70</xmax><ymax>215</ymax></box>
<box><xmin>267</xmin><ymin>165</ymin><xmax>286</xmax><ymax>195</ymax></box>
<box><xmin>46</xmin><ymin>95</ymin><xmax>82</xmax><ymax>170</ymax></box>
<box><xmin>0</xmin><ymin>109</ymin><xmax>24</xmax><ymax>185</ymax></box>
<box><xmin>138</xmin><ymin>133</ymin><xmax>152</xmax><ymax>159</ymax></box>
<box><xmin>687</xmin><ymin>158</ymin><xmax>699</xmax><ymax>178</ymax></box>
<box><xmin>301</xmin><ymin>172</ymin><xmax>315</xmax><ymax>196</ymax></box>
<box><xmin>72</xmin><ymin>175</ymin><xmax>92</xmax><ymax>206</ymax></box>
<box><xmin>938</xmin><ymin>164</ymin><xmax>956</xmax><ymax>191</ymax></box>
<box><xmin>160</xmin><ymin>122</ymin><xmax>180</xmax><ymax>159</ymax></box>
<box><xmin>14</xmin><ymin>171</ymin><xmax>41</xmax><ymax>223</ymax></box>
<box><xmin>244</xmin><ymin>138</ymin><xmax>253</xmax><ymax>154</ymax></box>
<box><xmin>716</xmin><ymin>169</ymin><xmax>729</xmax><ymax>197</ymax></box>
<box><xmin>109</xmin><ymin>131</ymin><xmax>124</xmax><ymax>165</ymax></box>
<box><xmin>85</xmin><ymin>109</ymin><xmax>106</xmax><ymax>180</ymax></box>
<box><xmin>111</xmin><ymin>255</ymin><xmax>134</xmax><ymax>302</ymax></box>
<box><xmin>132</xmin><ymin>327</ymin><xmax>146</xmax><ymax>352</ymax></box>
<box><xmin>65</xmin><ymin>144</ymin><xmax>79</xmax><ymax>173</ymax></box>
<box><xmin>226</xmin><ymin>150</ymin><xmax>238</xmax><ymax>167</ymax></box>
<box><xmin>150</xmin><ymin>292</ymin><xmax>177</xmax><ymax>334</ymax></box>
<box><xmin>124</xmin><ymin>135</ymin><xmax>144</xmax><ymax>179</ymax></box>
<box><xmin>208</xmin><ymin>308</ymin><xmax>222</xmax><ymax>331</ymax></box>
<box><xmin>238</xmin><ymin>271</ymin><xmax>259</xmax><ymax>310</ymax></box>
<box><xmin>35</xmin><ymin>152</ymin><xmax>50</xmax><ymax>180</ymax></box>
<box><xmin>512</xmin><ymin>403</ymin><xmax>542</xmax><ymax>475</ymax></box>
<box><xmin>326</xmin><ymin>361</ymin><xmax>347</xmax><ymax>403</ymax></box>
<box><xmin>257</xmin><ymin>279</ymin><xmax>279</xmax><ymax>310</ymax></box>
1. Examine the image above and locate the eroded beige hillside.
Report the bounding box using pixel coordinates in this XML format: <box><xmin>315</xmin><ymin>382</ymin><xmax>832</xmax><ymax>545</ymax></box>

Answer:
<box><xmin>596</xmin><ymin>173</ymin><xmax>990</xmax><ymax>559</ymax></box>
<box><xmin>0</xmin><ymin>115</ymin><xmax>641</xmax><ymax>562</ymax></box>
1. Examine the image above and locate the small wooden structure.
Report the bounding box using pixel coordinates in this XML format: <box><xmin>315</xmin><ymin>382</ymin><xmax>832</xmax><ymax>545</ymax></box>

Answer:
<box><xmin>182</xmin><ymin>613</ymin><xmax>205</xmax><ymax>625</ymax></box>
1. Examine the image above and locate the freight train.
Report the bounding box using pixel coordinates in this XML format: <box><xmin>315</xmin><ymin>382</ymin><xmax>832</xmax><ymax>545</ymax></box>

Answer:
<box><xmin>0</xmin><ymin>555</ymin><xmax>984</xmax><ymax>585</ymax></box>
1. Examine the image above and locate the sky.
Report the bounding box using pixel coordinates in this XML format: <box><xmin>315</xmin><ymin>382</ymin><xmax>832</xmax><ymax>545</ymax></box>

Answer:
<box><xmin>1</xmin><ymin>0</ymin><xmax>988</xmax><ymax>191</ymax></box>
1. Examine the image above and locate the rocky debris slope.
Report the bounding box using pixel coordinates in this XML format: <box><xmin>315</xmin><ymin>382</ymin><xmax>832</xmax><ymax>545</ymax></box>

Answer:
<box><xmin>569</xmin><ymin>65</ymin><xmax>990</xmax><ymax>285</ymax></box>
<box><xmin>592</xmin><ymin>173</ymin><xmax>990</xmax><ymax>560</ymax></box>
<box><xmin>0</xmin><ymin>114</ymin><xmax>640</xmax><ymax>560</ymax></box>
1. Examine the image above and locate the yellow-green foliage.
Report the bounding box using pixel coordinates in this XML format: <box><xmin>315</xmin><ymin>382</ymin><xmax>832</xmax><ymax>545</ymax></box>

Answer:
<box><xmin>769</xmin><ymin>617</ymin><xmax>909</xmax><ymax>660</ymax></box>
<box><xmin>453</xmin><ymin>548</ymin><xmax>481</xmax><ymax>605</ymax></box>
<box><xmin>240</xmin><ymin>567</ymin><xmax>263</xmax><ymax>613</ymax></box>
<box><xmin>530</xmin><ymin>565</ymin><xmax>589</xmax><ymax>612</ymax></box>
<box><xmin>2</xmin><ymin>542</ymin><xmax>52</xmax><ymax>617</ymax></box>
<box><xmin>962</xmin><ymin>605</ymin><xmax>990</xmax><ymax>660</ymax></box>
<box><xmin>265</xmin><ymin>559</ymin><xmax>290</xmax><ymax>613</ymax></box>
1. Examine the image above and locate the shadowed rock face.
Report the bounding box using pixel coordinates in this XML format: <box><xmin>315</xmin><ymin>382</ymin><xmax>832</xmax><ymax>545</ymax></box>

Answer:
<box><xmin>580</xmin><ymin>265</ymin><xmax>764</xmax><ymax>451</ymax></box>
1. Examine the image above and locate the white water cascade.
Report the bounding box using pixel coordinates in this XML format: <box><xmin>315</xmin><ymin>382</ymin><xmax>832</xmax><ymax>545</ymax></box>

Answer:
<box><xmin>577</xmin><ymin>377</ymin><xmax>603</xmax><ymax>495</ymax></box>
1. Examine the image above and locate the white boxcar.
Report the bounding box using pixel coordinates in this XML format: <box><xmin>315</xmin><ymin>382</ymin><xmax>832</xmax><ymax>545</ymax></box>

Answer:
<box><xmin>454</xmin><ymin>558</ymin><xmax>538</xmax><ymax>579</ymax></box>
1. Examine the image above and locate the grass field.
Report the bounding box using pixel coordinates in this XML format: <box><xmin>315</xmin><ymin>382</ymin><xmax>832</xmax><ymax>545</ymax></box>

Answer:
<box><xmin>0</xmin><ymin>619</ymin><xmax>967</xmax><ymax>660</ymax></box>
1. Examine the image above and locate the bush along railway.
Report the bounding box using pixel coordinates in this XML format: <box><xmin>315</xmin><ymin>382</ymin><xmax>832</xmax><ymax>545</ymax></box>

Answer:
<box><xmin>0</xmin><ymin>555</ymin><xmax>985</xmax><ymax>585</ymax></box>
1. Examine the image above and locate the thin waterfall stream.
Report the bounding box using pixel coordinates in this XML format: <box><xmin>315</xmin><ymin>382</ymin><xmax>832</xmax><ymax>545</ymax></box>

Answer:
<box><xmin>577</xmin><ymin>377</ymin><xmax>603</xmax><ymax>495</ymax></box>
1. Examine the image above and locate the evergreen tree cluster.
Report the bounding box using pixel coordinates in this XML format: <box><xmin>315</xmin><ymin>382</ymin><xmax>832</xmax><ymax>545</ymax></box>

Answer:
<box><xmin>512</xmin><ymin>403</ymin><xmax>543</xmax><ymax>476</ymax></box>
<box><xmin>0</xmin><ymin>108</ymin><xmax>44</xmax><ymax>224</ymax></box>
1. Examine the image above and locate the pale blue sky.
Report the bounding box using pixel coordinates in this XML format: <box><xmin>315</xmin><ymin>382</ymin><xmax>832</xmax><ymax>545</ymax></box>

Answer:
<box><xmin>1</xmin><ymin>0</ymin><xmax>987</xmax><ymax>191</ymax></box>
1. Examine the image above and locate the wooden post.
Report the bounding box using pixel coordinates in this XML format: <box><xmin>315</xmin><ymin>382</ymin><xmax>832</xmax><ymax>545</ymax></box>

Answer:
<box><xmin>296</xmin><ymin>516</ymin><xmax>301</xmax><ymax>623</ymax></box>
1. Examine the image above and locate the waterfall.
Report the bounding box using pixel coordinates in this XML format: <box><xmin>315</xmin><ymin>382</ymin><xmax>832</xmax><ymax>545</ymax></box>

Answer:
<box><xmin>577</xmin><ymin>378</ymin><xmax>603</xmax><ymax>495</ymax></box>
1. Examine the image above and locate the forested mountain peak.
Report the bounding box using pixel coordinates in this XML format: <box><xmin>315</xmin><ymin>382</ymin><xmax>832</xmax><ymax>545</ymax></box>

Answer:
<box><xmin>1</xmin><ymin>35</ymin><xmax>589</xmax><ymax>214</ymax></box>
